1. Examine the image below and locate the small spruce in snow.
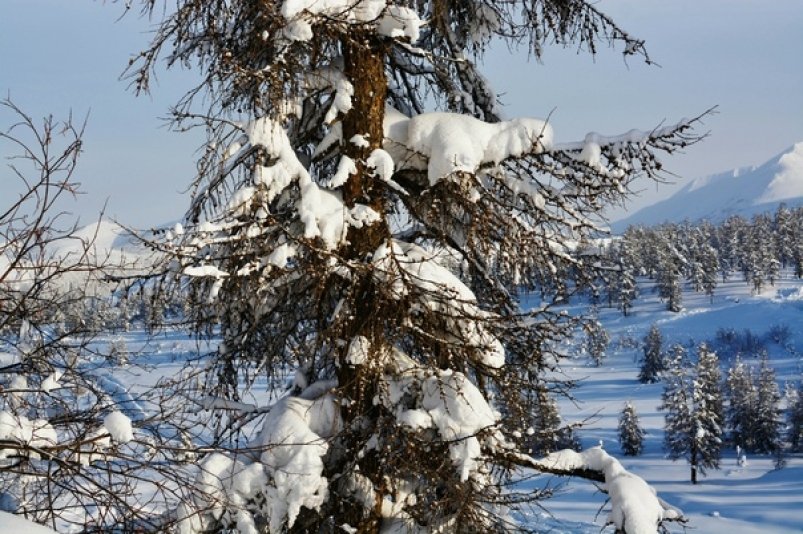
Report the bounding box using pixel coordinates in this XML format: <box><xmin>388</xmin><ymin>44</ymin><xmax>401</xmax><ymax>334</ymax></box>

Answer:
<box><xmin>618</xmin><ymin>402</ymin><xmax>645</xmax><ymax>456</ymax></box>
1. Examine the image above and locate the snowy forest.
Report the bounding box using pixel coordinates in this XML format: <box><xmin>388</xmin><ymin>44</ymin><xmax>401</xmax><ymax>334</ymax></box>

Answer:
<box><xmin>591</xmin><ymin>206</ymin><xmax>803</xmax><ymax>314</ymax></box>
<box><xmin>2</xmin><ymin>1</ymin><xmax>802</xmax><ymax>533</ymax></box>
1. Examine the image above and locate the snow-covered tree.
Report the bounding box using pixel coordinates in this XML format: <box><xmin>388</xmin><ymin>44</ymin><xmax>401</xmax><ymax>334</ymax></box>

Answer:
<box><xmin>726</xmin><ymin>356</ymin><xmax>757</xmax><ymax>450</ymax></box>
<box><xmin>584</xmin><ymin>310</ymin><xmax>610</xmax><ymax>367</ymax></box>
<box><xmin>726</xmin><ymin>354</ymin><xmax>782</xmax><ymax>455</ymax></box>
<box><xmin>661</xmin><ymin>345</ymin><xmax>693</xmax><ymax>475</ymax></box>
<box><xmin>654</xmin><ymin>228</ymin><xmax>685</xmax><ymax>312</ymax></box>
<box><xmin>693</xmin><ymin>343</ymin><xmax>724</xmax><ymax>468</ymax></box>
<box><xmin>122</xmin><ymin>0</ymin><xmax>703</xmax><ymax>531</ymax></box>
<box><xmin>660</xmin><ymin>343</ymin><xmax>723</xmax><ymax>484</ymax></box>
<box><xmin>754</xmin><ymin>354</ymin><xmax>782</xmax><ymax>454</ymax></box>
<box><xmin>618</xmin><ymin>401</ymin><xmax>645</xmax><ymax>456</ymax></box>
<box><xmin>639</xmin><ymin>323</ymin><xmax>665</xmax><ymax>383</ymax></box>
<box><xmin>525</xmin><ymin>385</ymin><xmax>580</xmax><ymax>456</ymax></box>
<box><xmin>614</xmin><ymin>240</ymin><xmax>638</xmax><ymax>316</ymax></box>
<box><xmin>788</xmin><ymin>379</ymin><xmax>803</xmax><ymax>451</ymax></box>
<box><xmin>0</xmin><ymin>101</ymin><xmax>167</xmax><ymax>530</ymax></box>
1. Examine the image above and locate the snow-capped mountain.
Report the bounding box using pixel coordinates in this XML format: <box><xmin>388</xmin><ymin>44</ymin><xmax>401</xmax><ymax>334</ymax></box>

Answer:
<box><xmin>612</xmin><ymin>142</ymin><xmax>803</xmax><ymax>232</ymax></box>
<box><xmin>43</xmin><ymin>219</ymin><xmax>156</xmax><ymax>291</ymax></box>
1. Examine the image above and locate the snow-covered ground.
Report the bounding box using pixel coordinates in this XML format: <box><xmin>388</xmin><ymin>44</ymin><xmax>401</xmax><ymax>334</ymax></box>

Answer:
<box><xmin>520</xmin><ymin>275</ymin><xmax>803</xmax><ymax>533</ymax></box>
<box><xmin>27</xmin><ymin>272</ymin><xmax>801</xmax><ymax>532</ymax></box>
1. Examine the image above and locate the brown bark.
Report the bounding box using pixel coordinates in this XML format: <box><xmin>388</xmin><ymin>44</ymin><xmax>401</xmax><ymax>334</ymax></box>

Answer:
<box><xmin>341</xmin><ymin>32</ymin><xmax>390</xmax><ymax>259</ymax></box>
<box><xmin>332</xmin><ymin>33</ymin><xmax>391</xmax><ymax>533</ymax></box>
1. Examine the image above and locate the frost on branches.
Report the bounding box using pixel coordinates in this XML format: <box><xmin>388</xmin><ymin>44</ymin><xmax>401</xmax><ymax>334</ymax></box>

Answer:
<box><xmin>127</xmin><ymin>0</ymin><xmax>705</xmax><ymax>531</ymax></box>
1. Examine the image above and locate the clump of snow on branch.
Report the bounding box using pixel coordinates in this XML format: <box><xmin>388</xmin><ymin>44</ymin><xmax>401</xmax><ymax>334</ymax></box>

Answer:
<box><xmin>0</xmin><ymin>411</ymin><xmax>57</xmax><ymax>459</ymax></box>
<box><xmin>280</xmin><ymin>1</ymin><xmax>422</xmax><ymax>43</ymax></box>
<box><xmin>407</xmin><ymin>113</ymin><xmax>553</xmax><ymax>185</ymax></box>
<box><xmin>377</xmin><ymin>349</ymin><xmax>503</xmax><ymax>482</ymax></box>
<box><xmin>257</xmin><ymin>391</ymin><xmax>342</xmax><ymax>531</ymax></box>
<box><xmin>303</xmin><ymin>66</ymin><xmax>355</xmax><ymax>125</ymax></box>
<box><xmin>103</xmin><ymin>411</ymin><xmax>134</xmax><ymax>444</ymax></box>
<box><xmin>377</xmin><ymin>6</ymin><xmax>422</xmax><ymax>41</ymax></box>
<box><xmin>40</xmin><ymin>370</ymin><xmax>62</xmax><ymax>392</ymax></box>
<box><xmin>421</xmin><ymin>370</ymin><xmax>499</xmax><ymax>481</ymax></box>
<box><xmin>175</xmin><ymin>388</ymin><xmax>342</xmax><ymax>533</ymax></box>
<box><xmin>176</xmin><ymin>453</ymin><xmax>266</xmax><ymax>534</ymax></box>
<box><xmin>373</xmin><ymin>240</ymin><xmax>505</xmax><ymax>368</ymax></box>
<box><xmin>537</xmin><ymin>447</ymin><xmax>682</xmax><ymax>534</ymax></box>
<box><xmin>346</xmin><ymin>336</ymin><xmax>371</xmax><ymax>366</ymax></box>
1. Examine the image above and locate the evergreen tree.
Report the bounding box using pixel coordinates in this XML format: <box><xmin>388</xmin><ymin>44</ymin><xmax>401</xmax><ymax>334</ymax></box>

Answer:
<box><xmin>700</xmin><ymin>243</ymin><xmax>720</xmax><ymax>303</ymax></box>
<box><xmin>655</xmin><ymin>234</ymin><xmax>684</xmax><ymax>312</ymax></box>
<box><xmin>618</xmin><ymin>401</ymin><xmax>645</xmax><ymax>456</ymax></box>
<box><xmin>754</xmin><ymin>354</ymin><xmax>783</xmax><ymax>454</ymax></box>
<box><xmin>525</xmin><ymin>385</ymin><xmax>580</xmax><ymax>456</ymax></box>
<box><xmin>661</xmin><ymin>343</ymin><xmax>723</xmax><ymax>483</ymax></box>
<box><xmin>726</xmin><ymin>356</ymin><xmax>757</xmax><ymax>450</ymax></box>
<box><xmin>615</xmin><ymin>241</ymin><xmax>638</xmax><ymax>317</ymax></box>
<box><xmin>639</xmin><ymin>323</ymin><xmax>664</xmax><ymax>383</ymax></box>
<box><xmin>788</xmin><ymin>380</ymin><xmax>803</xmax><ymax>451</ymax></box>
<box><xmin>774</xmin><ymin>203</ymin><xmax>794</xmax><ymax>269</ymax></box>
<box><xmin>584</xmin><ymin>311</ymin><xmax>610</xmax><ymax>367</ymax></box>
<box><xmin>693</xmin><ymin>343</ymin><xmax>724</xmax><ymax>470</ymax></box>
<box><xmin>792</xmin><ymin>210</ymin><xmax>803</xmax><ymax>278</ymax></box>
<box><xmin>661</xmin><ymin>344</ymin><xmax>694</xmax><ymax>478</ymax></box>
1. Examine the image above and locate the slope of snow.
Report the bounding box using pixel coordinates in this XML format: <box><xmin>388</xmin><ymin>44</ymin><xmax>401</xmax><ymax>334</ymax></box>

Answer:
<box><xmin>31</xmin><ymin>218</ymin><xmax>157</xmax><ymax>293</ymax></box>
<box><xmin>520</xmin><ymin>274</ymin><xmax>803</xmax><ymax>533</ymax></box>
<box><xmin>0</xmin><ymin>512</ymin><xmax>58</xmax><ymax>533</ymax></box>
<box><xmin>613</xmin><ymin>143</ymin><xmax>803</xmax><ymax>232</ymax></box>
<box><xmin>757</xmin><ymin>142</ymin><xmax>803</xmax><ymax>204</ymax></box>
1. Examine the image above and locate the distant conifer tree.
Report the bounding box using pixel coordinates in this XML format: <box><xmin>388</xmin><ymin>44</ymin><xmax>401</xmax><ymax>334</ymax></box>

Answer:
<box><xmin>618</xmin><ymin>401</ymin><xmax>645</xmax><ymax>456</ymax></box>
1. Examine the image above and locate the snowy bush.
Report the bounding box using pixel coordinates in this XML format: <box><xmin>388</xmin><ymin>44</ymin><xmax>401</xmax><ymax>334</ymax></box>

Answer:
<box><xmin>765</xmin><ymin>323</ymin><xmax>791</xmax><ymax>346</ymax></box>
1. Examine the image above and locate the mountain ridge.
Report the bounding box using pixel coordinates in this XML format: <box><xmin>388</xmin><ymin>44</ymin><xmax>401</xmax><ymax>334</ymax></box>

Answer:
<box><xmin>612</xmin><ymin>142</ymin><xmax>803</xmax><ymax>232</ymax></box>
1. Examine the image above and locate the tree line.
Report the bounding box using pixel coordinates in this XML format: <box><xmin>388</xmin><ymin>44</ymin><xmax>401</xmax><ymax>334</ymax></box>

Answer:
<box><xmin>588</xmin><ymin>206</ymin><xmax>803</xmax><ymax>314</ymax></box>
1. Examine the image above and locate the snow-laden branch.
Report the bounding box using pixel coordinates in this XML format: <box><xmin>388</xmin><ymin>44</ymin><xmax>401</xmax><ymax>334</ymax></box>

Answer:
<box><xmin>509</xmin><ymin>447</ymin><xmax>685</xmax><ymax>534</ymax></box>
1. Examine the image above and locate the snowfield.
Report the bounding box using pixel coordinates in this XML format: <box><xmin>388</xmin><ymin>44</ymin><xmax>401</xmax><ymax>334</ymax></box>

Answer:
<box><xmin>519</xmin><ymin>274</ymin><xmax>803</xmax><ymax>533</ymax></box>
<box><xmin>6</xmin><ymin>252</ymin><xmax>802</xmax><ymax>532</ymax></box>
<box><xmin>66</xmin><ymin>270</ymin><xmax>803</xmax><ymax>533</ymax></box>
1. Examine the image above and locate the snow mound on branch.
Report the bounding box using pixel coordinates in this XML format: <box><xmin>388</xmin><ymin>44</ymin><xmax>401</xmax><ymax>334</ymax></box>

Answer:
<box><xmin>373</xmin><ymin>240</ymin><xmax>506</xmax><ymax>369</ymax></box>
<box><xmin>280</xmin><ymin>0</ymin><xmax>422</xmax><ymax>43</ymax></box>
<box><xmin>303</xmin><ymin>66</ymin><xmax>354</xmax><ymax>125</ymax></box>
<box><xmin>539</xmin><ymin>447</ymin><xmax>681</xmax><ymax>534</ymax></box>
<box><xmin>0</xmin><ymin>411</ymin><xmax>57</xmax><ymax>458</ymax></box>
<box><xmin>103</xmin><ymin>411</ymin><xmax>134</xmax><ymax>444</ymax></box>
<box><xmin>236</xmin><ymin>117</ymin><xmax>381</xmax><ymax>249</ymax></box>
<box><xmin>407</xmin><ymin>113</ymin><xmax>553</xmax><ymax>185</ymax></box>
<box><xmin>183</xmin><ymin>265</ymin><xmax>228</xmax><ymax>278</ymax></box>
<box><xmin>421</xmin><ymin>370</ymin><xmax>498</xmax><ymax>481</ymax></box>
<box><xmin>378</xmin><ymin>6</ymin><xmax>421</xmax><ymax>41</ymax></box>
<box><xmin>378</xmin><ymin>347</ymin><xmax>503</xmax><ymax>481</ymax></box>
<box><xmin>177</xmin><ymin>453</ymin><xmax>267</xmax><ymax>534</ymax></box>
<box><xmin>258</xmin><ymin>392</ymin><xmax>342</xmax><ymax>531</ymax></box>
<box><xmin>346</xmin><ymin>336</ymin><xmax>371</xmax><ymax>365</ymax></box>
<box><xmin>40</xmin><ymin>370</ymin><xmax>62</xmax><ymax>392</ymax></box>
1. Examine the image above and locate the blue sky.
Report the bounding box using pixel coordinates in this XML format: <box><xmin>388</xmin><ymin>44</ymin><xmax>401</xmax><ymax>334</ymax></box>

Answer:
<box><xmin>2</xmin><ymin>0</ymin><xmax>802</xmax><ymax>227</ymax></box>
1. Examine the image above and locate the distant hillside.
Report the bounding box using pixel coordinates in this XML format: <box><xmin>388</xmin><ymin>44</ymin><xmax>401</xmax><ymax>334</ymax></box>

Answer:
<box><xmin>47</xmin><ymin>219</ymin><xmax>156</xmax><ymax>292</ymax></box>
<box><xmin>612</xmin><ymin>142</ymin><xmax>803</xmax><ymax>232</ymax></box>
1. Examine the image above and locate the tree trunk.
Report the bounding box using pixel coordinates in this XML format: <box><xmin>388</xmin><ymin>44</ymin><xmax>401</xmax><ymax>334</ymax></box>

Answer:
<box><xmin>331</xmin><ymin>33</ymin><xmax>390</xmax><ymax>533</ymax></box>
